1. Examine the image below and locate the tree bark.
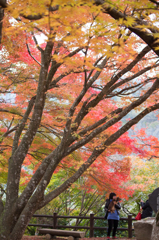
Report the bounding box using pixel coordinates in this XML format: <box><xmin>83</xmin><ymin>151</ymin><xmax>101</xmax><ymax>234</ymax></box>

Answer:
<box><xmin>0</xmin><ymin>7</ymin><xmax>4</xmax><ymax>44</ymax></box>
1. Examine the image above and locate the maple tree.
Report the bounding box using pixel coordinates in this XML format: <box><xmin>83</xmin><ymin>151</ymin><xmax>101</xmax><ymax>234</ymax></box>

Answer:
<box><xmin>120</xmin><ymin>156</ymin><xmax>159</xmax><ymax>216</ymax></box>
<box><xmin>130</xmin><ymin>156</ymin><xmax>159</xmax><ymax>195</ymax></box>
<box><xmin>0</xmin><ymin>1</ymin><xmax>159</xmax><ymax>240</ymax></box>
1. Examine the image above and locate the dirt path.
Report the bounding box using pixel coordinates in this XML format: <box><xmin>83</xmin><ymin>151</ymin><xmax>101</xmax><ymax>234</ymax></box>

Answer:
<box><xmin>22</xmin><ymin>236</ymin><xmax>137</xmax><ymax>240</ymax></box>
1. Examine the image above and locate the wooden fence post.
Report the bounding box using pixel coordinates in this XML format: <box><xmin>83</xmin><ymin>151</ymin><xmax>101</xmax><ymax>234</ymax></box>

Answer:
<box><xmin>128</xmin><ymin>214</ymin><xmax>132</xmax><ymax>238</ymax></box>
<box><xmin>90</xmin><ymin>213</ymin><xmax>94</xmax><ymax>238</ymax></box>
<box><xmin>53</xmin><ymin>212</ymin><xmax>57</xmax><ymax>229</ymax></box>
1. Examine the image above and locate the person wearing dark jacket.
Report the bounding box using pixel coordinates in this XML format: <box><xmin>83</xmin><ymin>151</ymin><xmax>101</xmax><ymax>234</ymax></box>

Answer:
<box><xmin>105</xmin><ymin>192</ymin><xmax>121</xmax><ymax>240</ymax></box>
<box><xmin>140</xmin><ymin>199</ymin><xmax>153</xmax><ymax>219</ymax></box>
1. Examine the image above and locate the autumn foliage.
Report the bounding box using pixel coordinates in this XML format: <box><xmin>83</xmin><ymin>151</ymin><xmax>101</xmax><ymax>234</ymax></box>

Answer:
<box><xmin>0</xmin><ymin>1</ymin><xmax>159</xmax><ymax>240</ymax></box>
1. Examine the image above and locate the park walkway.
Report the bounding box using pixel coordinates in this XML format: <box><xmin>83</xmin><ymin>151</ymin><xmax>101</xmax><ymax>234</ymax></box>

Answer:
<box><xmin>22</xmin><ymin>236</ymin><xmax>137</xmax><ymax>240</ymax></box>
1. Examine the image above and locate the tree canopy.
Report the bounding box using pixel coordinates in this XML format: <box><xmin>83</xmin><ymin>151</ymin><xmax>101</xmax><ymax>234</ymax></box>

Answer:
<box><xmin>0</xmin><ymin>1</ymin><xmax>159</xmax><ymax>240</ymax></box>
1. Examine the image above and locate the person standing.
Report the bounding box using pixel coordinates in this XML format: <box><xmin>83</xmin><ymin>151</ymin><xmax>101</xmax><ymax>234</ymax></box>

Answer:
<box><xmin>105</xmin><ymin>192</ymin><xmax>121</xmax><ymax>240</ymax></box>
<box><xmin>141</xmin><ymin>196</ymin><xmax>153</xmax><ymax>219</ymax></box>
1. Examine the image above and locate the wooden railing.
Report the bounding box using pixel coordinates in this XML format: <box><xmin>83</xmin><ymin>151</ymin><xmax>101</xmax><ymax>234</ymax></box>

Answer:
<box><xmin>28</xmin><ymin>213</ymin><xmax>136</xmax><ymax>238</ymax></box>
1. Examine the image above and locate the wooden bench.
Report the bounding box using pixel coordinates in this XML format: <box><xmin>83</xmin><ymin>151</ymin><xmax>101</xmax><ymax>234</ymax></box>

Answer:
<box><xmin>38</xmin><ymin>228</ymin><xmax>85</xmax><ymax>240</ymax></box>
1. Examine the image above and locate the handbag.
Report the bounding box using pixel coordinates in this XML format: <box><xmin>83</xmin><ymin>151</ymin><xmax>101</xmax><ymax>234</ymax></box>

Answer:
<box><xmin>135</xmin><ymin>211</ymin><xmax>142</xmax><ymax>220</ymax></box>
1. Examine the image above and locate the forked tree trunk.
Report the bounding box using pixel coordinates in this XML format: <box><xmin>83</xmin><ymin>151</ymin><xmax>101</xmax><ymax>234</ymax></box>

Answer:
<box><xmin>0</xmin><ymin>219</ymin><xmax>32</xmax><ymax>240</ymax></box>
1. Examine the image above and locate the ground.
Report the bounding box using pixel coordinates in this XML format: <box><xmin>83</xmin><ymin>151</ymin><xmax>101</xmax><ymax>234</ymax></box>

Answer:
<box><xmin>22</xmin><ymin>237</ymin><xmax>137</xmax><ymax>240</ymax></box>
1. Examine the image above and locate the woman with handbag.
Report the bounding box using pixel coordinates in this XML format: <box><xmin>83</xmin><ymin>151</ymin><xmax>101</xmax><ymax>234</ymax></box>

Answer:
<box><xmin>105</xmin><ymin>192</ymin><xmax>121</xmax><ymax>240</ymax></box>
<box><xmin>140</xmin><ymin>197</ymin><xmax>153</xmax><ymax>219</ymax></box>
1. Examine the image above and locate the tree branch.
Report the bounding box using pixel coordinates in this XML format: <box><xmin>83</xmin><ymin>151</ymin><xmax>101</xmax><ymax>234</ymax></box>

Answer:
<box><xmin>64</xmin><ymin>78</ymin><xmax>159</xmax><ymax>155</ymax></box>
<box><xmin>94</xmin><ymin>0</ymin><xmax>159</xmax><ymax>57</ymax></box>
<box><xmin>12</xmin><ymin>96</ymin><xmax>36</xmax><ymax>155</ymax></box>
<box><xmin>71</xmin><ymin>46</ymin><xmax>150</xmax><ymax>135</ymax></box>
<box><xmin>0</xmin><ymin>0</ymin><xmax>7</xmax><ymax>8</ymax></box>
<box><xmin>26</xmin><ymin>41</ymin><xmax>41</xmax><ymax>66</ymax></box>
<box><xmin>31</xmin><ymin>32</ymin><xmax>44</xmax><ymax>53</ymax></box>
<box><xmin>5</xmin><ymin>41</ymin><xmax>54</xmax><ymax>216</ymax></box>
<box><xmin>0</xmin><ymin>7</ymin><xmax>4</xmax><ymax>45</ymax></box>
<box><xmin>110</xmin><ymin>63</ymin><xmax>159</xmax><ymax>93</ymax></box>
<box><xmin>39</xmin><ymin>102</ymin><xmax>159</xmax><ymax>207</ymax></box>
